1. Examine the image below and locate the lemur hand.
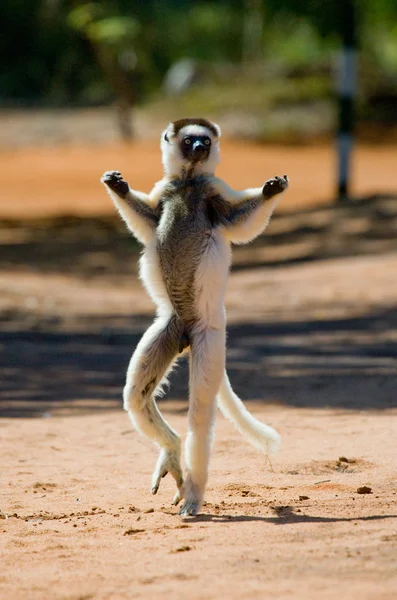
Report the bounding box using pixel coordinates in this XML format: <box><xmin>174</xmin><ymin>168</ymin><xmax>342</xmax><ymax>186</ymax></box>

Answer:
<box><xmin>101</xmin><ymin>171</ymin><xmax>129</xmax><ymax>198</ymax></box>
<box><xmin>262</xmin><ymin>175</ymin><xmax>289</xmax><ymax>200</ymax></box>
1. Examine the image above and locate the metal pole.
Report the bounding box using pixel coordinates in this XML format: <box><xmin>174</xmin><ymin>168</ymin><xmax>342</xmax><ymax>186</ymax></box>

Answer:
<box><xmin>336</xmin><ymin>0</ymin><xmax>357</xmax><ymax>201</ymax></box>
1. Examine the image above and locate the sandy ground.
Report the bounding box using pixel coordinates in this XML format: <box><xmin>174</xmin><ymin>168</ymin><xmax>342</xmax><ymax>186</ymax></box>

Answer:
<box><xmin>2</xmin><ymin>139</ymin><xmax>397</xmax><ymax>219</ymax></box>
<box><xmin>0</xmin><ymin>130</ymin><xmax>397</xmax><ymax>599</ymax></box>
<box><xmin>1</xmin><ymin>251</ymin><xmax>396</xmax><ymax>600</ymax></box>
<box><xmin>1</xmin><ymin>402</ymin><xmax>396</xmax><ymax>600</ymax></box>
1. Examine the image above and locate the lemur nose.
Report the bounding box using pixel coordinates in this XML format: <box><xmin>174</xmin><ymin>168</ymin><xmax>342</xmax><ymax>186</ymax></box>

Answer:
<box><xmin>192</xmin><ymin>141</ymin><xmax>207</xmax><ymax>158</ymax></box>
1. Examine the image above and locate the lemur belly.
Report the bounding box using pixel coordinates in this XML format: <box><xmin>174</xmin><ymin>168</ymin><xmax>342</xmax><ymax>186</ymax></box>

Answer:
<box><xmin>154</xmin><ymin>182</ymin><xmax>231</xmax><ymax>329</ymax></box>
<box><xmin>193</xmin><ymin>231</ymin><xmax>230</xmax><ymax>329</ymax></box>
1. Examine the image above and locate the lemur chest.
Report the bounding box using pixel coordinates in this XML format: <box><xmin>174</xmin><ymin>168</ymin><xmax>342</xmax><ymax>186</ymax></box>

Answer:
<box><xmin>156</xmin><ymin>180</ymin><xmax>213</xmax><ymax>248</ymax></box>
<box><xmin>156</xmin><ymin>196</ymin><xmax>209</xmax><ymax>276</ymax></box>
<box><xmin>157</xmin><ymin>176</ymin><xmax>227</xmax><ymax>236</ymax></box>
<box><xmin>154</xmin><ymin>180</ymin><xmax>229</xmax><ymax>317</ymax></box>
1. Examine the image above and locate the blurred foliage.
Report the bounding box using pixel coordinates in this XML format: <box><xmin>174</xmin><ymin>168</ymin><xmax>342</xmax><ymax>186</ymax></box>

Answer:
<box><xmin>0</xmin><ymin>0</ymin><xmax>396</xmax><ymax>133</ymax></box>
<box><xmin>68</xmin><ymin>6</ymin><xmax>140</xmax><ymax>45</ymax></box>
<box><xmin>67</xmin><ymin>2</ymin><xmax>144</xmax><ymax>136</ymax></box>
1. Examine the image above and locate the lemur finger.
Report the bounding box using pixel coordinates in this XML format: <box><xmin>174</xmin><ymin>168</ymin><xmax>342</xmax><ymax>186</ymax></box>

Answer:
<box><xmin>152</xmin><ymin>468</ymin><xmax>183</xmax><ymax>497</ymax></box>
<box><xmin>101</xmin><ymin>170</ymin><xmax>120</xmax><ymax>180</ymax></box>
<box><xmin>151</xmin><ymin>473</ymin><xmax>166</xmax><ymax>495</ymax></box>
<box><xmin>101</xmin><ymin>171</ymin><xmax>129</xmax><ymax>198</ymax></box>
<box><xmin>101</xmin><ymin>171</ymin><xmax>124</xmax><ymax>184</ymax></box>
<box><xmin>172</xmin><ymin>490</ymin><xmax>182</xmax><ymax>506</ymax></box>
<box><xmin>274</xmin><ymin>175</ymin><xmax>288</xmax><ymax>189</ymax></box>
<box><xmin>151</xmin><ymin>464</ymin><xmax>168</xmax><ymax>495</ymax></box>
<box><xmin>263</xmin><ymin>176</ymin><xmax>288</xmax><ymax>199</ymax></box>
<box><xmin>280</xmin><ymin>174</ymin><xmax>289</xmax><ymax>186</ymax></box>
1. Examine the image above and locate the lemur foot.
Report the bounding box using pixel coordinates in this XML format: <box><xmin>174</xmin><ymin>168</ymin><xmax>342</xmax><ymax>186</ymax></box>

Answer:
<box><xmin>151</xmin><ymin>448</ymin><xmax>184</xmax><ymax>498</ymax></box>
<box><xmin>262</xmin><ymin>174</ymin><xmax>289</xmax><ymax>200</ymax></box>
<box><xmin>101</xmin><ymin>170</ymin><xmax>129</xmax><ymax>198</ymax></box>
<box><xmin>178</xmin><ymin>476</ymin><xmax>203</xmax><ymax>517</ymax></box>
<box><xmin>179</xmin><ymin>499</ymin><xmax>200</xmax><ymax>517</ymax></box>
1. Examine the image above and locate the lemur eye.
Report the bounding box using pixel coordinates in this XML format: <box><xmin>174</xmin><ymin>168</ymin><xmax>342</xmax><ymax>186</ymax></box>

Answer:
<box><xmin>204</xmin><ymin>138</ymin><xmax>211</xmax><ymax>145</ymax></box>
<box><xmin>183</xmin><ymin>137</ymin><xmax>191</xmax><ymax>145</ymax></box>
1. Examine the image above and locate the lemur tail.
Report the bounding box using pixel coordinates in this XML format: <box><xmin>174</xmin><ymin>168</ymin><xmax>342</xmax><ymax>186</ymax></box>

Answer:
<box><xmin>217</xmin><ymin>371</ymin><xmax>280</xmax><ymax>455</ymax></box>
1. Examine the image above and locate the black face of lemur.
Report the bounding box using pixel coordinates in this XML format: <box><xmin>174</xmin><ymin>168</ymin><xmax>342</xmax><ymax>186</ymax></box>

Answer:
<box><xmin>180</xmin><ymin>135</ymin><xmax>211</xmax><ymax>162</ymax></box>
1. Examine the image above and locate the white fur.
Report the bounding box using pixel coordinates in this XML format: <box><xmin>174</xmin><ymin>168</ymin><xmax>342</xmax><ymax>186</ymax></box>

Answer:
<box><xmin>217</xmin><ymin>372</ymin><xmax>280</xmax><ymax>454</ymax></box>
<box><xmin>104</xmin><ymin>179</ymin><xmax>170</xmax><ymax>246</ymax></box>
<box><xmin>209</xmin><ymin>177</ymin><xmax>285</xmax><ymax>244</ymax></box>
<box><xmin>194</xmin><ymin>231</ymin><xmax>231</xmax><ymax>329</ymax></box>
<box><xmin>208</xmin><ymin>177</ymin><xmax>260</xmax><ymax>203</ymax></box>
<box><xmin>222</xmin><ymin>195</ymin><xmax>281</xmax><ymax>244</ymax></box>
<box><xmin>140</xmin><ymin>239</ymin><xmax>173</xmax><ymax>315</ymax></box>
<box><xmin>104</xmin><ymin>187</ymin><xmax>153</xmax><ymax>245</ymax></box>
<box><xmin>124</xmin><ymin>315</ymin><xmax>180</xmax><ymax>447</ymax></box>
<box><xmin>148</xmin><ymin>177</ymin><xmax>172</xmax><ymax>204</ymax></box>
<box><xmin>104</xmin><ymin>119</ymin><xmax>286</xmax><ymax>516</ymax></box>
<box><xmin>179</xmin><ymin>233</ymin><xmax>230</xmax><ymax>512</ymax></box>
<box><xmin>179</xmin><ymin>124</ymin><xmax>219</xmax><ymax>138</ymax></box>
<box><xmin>182</xmin><ymin>326</ymin><xmax>225</xmax><ymax>513</ymax></box>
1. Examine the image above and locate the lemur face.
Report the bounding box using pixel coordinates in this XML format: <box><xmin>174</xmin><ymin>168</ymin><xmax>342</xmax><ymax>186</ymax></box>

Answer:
<box><xmin>179</xmin><ymin>132</ymin><xmax>212</xmax><ymax>162</ymax></box>
<box><xmin>161</xmin><ymin>118</ymin><xmax>221</xmax><ymax>176</ymax></box>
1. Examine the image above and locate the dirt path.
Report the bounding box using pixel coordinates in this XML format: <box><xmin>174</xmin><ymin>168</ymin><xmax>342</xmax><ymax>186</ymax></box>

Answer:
<box><xmin>2</xmin><ymin>141</ymin><xmax>397</xmax><ymax>218</ymax></box>
<box><xmin>1</xmin><ymin>251</ymin><xmax>397</xmax><ymax>599</ymax></box>
<box><xmin>1</xmin><ymin>406</ymin><xmax>396</xmax><ymax>600</ymax></box>
<box><xmin>1</xmin><ymin>137</ymin><xmax>396</xmax><ymax>599</ymax></box>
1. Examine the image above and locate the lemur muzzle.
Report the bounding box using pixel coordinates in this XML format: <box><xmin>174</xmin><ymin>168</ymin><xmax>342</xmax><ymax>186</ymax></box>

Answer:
<box><xmin>191</xmin><ymin>141</ymin><xmax>208</xmax><ymax>160</ymax></box>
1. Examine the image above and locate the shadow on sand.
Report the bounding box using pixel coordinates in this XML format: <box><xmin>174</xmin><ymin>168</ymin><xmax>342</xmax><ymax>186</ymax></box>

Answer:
<box><xmin>1</xmin><ymin>304</ymin><xmax>396</xmax><ymax>417</ymax></box>
<box><xmin>0</xmin><ymin>193</ymin><xmax>397</xmax><ymax>276</ymax></box>
<box><xmin>1</xmin><ymin>193</ymin><xmax>396</xmax><ymax>417</ymax></box>
<box><xmin>183</xmin><ymin>506</ymin><xmax>397</xmax><ymax>525</ymax></box>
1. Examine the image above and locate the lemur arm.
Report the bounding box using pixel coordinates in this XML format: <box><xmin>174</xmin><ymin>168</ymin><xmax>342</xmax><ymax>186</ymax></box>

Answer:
<box><xmin>101</xmin><ymin>171</ymin><xmax>161</xmax><ymax>245</ymax></box>
<box><xmin>210</xmin><ymin>175</ymin><xmax>288</xmax><ymax>244</ymax></box>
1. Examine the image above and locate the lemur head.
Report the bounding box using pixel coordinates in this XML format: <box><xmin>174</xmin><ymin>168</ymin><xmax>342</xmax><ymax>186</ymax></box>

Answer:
<box><xmin>161</xmin><ymin>117</ymin><xmax>221</xmax><ymax>177</ymax></box>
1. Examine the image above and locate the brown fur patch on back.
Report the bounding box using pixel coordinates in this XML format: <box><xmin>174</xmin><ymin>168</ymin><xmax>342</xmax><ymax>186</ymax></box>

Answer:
<box><xmin>172</xmin><ymin>118</ymin><xmax>219</xmax><ymax>138</ymax></box>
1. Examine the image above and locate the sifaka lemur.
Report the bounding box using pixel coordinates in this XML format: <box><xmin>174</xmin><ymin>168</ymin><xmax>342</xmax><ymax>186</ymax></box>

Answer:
<box><xmin>101</xmin><ymin>117</ymin><xmax>288</xmax><ymax>516</ymax></box>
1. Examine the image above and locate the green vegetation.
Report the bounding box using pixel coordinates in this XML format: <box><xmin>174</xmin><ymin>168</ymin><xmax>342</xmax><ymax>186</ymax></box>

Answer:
<box><xmin>1</xmin><ymin>1</ymin><xmax>396</xmax><ymax>139</ymax></box>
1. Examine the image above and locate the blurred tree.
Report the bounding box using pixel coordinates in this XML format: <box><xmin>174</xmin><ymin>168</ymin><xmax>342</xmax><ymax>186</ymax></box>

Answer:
<box><xmin>243</xmin><ymin>0</ymin><xmax>264</xmax><ymax>65</ymax></box>
<box><xmin>0</xmin><ymin>0</ymin><xmax>103</xmax><ymax>104</ymax></box>
<box><xmin>0</xmin><ymin>0</ymin><xmax>396</xmax><ymax>140</ymax></box>
<box><xmin>68</xmin><ymin>2</ymin><xmax>141</xmax><ymax>139</ymax></box>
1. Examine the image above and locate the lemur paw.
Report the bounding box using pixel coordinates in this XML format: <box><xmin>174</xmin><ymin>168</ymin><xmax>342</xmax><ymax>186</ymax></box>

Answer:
<box><xmin>101</xmin><ymin>170</ymin><xmax>129</xmax><ymax>198</ymax></box>
<box><xmin>179</xmin><ymin>499</ymin><xmax>200</xmax><ymax>517</ymax></box>
<box><xmin>262</xmin><ymin>174</ymin><xmax>289</xmax><ymax>200</ymax></box>
<box><xmin>151</xmin><ymin>448</ymin><xmax>184</xmax><ymax>498</ymax></box>
<box><xmin>177</xmin><ymin>476</ymin><xmax>203</xmax><ymax>517</ymax></box>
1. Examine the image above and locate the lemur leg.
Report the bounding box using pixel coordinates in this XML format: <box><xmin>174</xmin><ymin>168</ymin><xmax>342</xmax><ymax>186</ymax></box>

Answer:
<box><xmin>124</xmin><ymin>314</ymin><xmax>185</xmax><ymax>498</ymax></box>
<box><xmin>178</xmin><ymin>326</ymin><xmax>226</xmax><ymax>516</ymax></box>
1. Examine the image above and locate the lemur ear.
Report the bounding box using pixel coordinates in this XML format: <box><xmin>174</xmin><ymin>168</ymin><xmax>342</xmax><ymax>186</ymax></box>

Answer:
<box><xmin>213</xmin><ymin>122</ymin><xmax>221</xmax><ymax>138</ymax></box>
<box><xmin>163</xmin><ymin>122</ymin><xmax>175</xmax><ymax>143</ymax></box>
